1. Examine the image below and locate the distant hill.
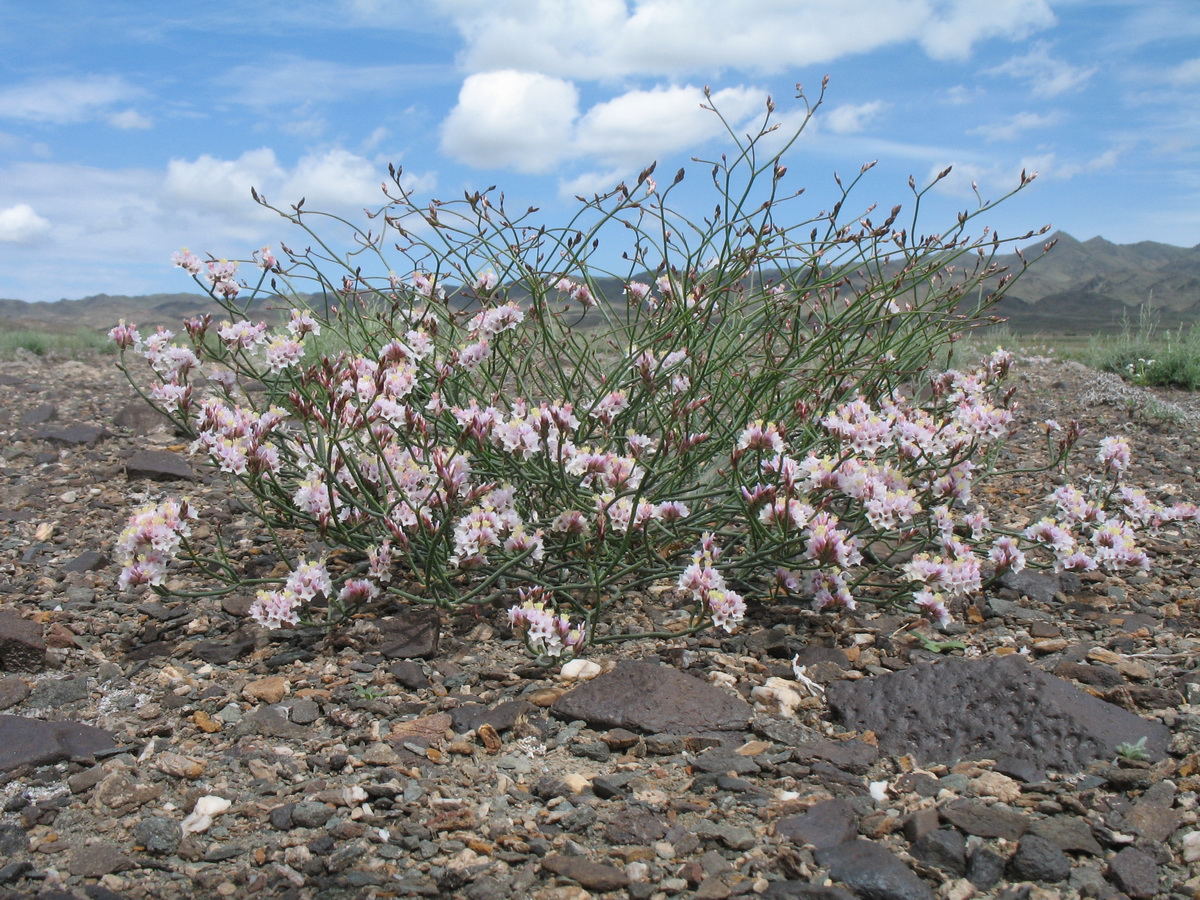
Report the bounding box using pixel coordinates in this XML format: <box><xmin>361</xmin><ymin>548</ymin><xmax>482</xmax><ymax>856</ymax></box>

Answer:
<box><xmin>2</xmin><ymin>232</ymin><xmax>1199</xmax><ymax>335</ymax></box>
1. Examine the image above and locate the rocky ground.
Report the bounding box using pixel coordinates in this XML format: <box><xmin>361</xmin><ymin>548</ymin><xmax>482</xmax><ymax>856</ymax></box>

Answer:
<box><xmin>1</xmin><ymin>349</ymin><xmax>1200</xmax><ymax>900</ymax></box>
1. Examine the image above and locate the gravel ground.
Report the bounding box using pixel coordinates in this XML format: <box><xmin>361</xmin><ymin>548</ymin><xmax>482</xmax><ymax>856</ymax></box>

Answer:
<box><xmin>0</xmin><ymin>349</ymin><xmax>1199</xmax><ymax>900</ymax></box>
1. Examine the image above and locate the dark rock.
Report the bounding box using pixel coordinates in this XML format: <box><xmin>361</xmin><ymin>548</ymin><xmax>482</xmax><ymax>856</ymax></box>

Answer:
<box><xmin>287</xmin><ymin>697</ymin><xmax>322</xmax><ymax>725</ymax></box>
<box><xmin>61</xmin><ymin>549</ymin><xmax>109</xmax><ymax>574</ymax></box>
<box><xmin>113</xmin><ymin>399</ymin><xmax>173</xmax><ymax>434</ymax></box>
<box><xmin>792</xmin><ymin>739</ymin><xmax>878</xmax><ymax>774</ymax></box>
<box><xmin>192</xmin><ymin>635</ymin><xmax>255</xmax><ymax>664</ymax></box>
<box><xmin>450</xmin><ymin>700</ymin><xmax>532</xmax><ymax>734</ymax></box>
<box><xmin>940</xmin><ymin>800</ymin><xmax>1029</xmax><ymax>840</ymax></box>
<box><xmin>0</xmin><ymin>860</ymin><xmax>32</xmax><ymax>884</ymax></box>
<box><xmin>776</xmin><ymin>799</ymin><xmax>858</xmax><ymax>850</ymax></box>
<box><xmin>692</xmin><ymin>747</ymin><xmax>759</xmax><ymax>775</ymax></box>
<box><xmin>0</xmin><ymin>677</ymin><xmax>27</xmax><ymax>711</ymax></box>
<box><xmin>124</xmin><ymin>449</ymin><xmax>194</xmax><ymax>481</ymax></box>
<box><xmin>134</xmin><ymin>816</ymin><xmax>181</xmax><ymax>854</ymax></box>
<box><xmin>240</xmin><ymin>706</ymin><xmax>310</xmax><ymax>740</ymax></box>
<box><xmin>902</xmin><ymin>807</ymin><xmax>939</xmax><ymax>843</ymax></box>
<box><xmin>35</xmin><ymin>423</ymin><xmax>109</xmax><ymax>446</ymax></box>
<box><xmin>993</xmin><ymin>755</ymin><xmax>1045</xmax><ymax>784</ymax></box>
<box><xmin>540</xmin><ymin>854</ymin><xmax>630</xmax><ymax>892</ymax></box>
<box><xmin>389</xmin><ymin>660</ymin><xmax>431</xmax><ymax>690</ymax></box>
<box><xmin>19</xmin><ymin>403</ymin><xmax>56</xmax><ymax>425</ymax></box>
<box><xmin>0</xmin><ymin>822</ymin><xmax>30</xmax><ymax>856</ymax></box>
<box><xmin>603</xmin><ymin>807</ymin><xmax>668</xmax><ymax>845</ymax></box>
<box><xmin>693</xmin><ymin>821</ymin><xmax>756</xmax><ymax>850</ymax></box>
<box><xmin>1028</xmin><ymin>815</ymin><xmax>1103</xmax><ymax>855</ymax></box>
<box><xmin>1108</xmin><ymin>846</ymin><xmax>1157</xmax><ymax>898</ymax></box>
<box><xmin>67</xmin><ymin>842</ymin><xmax>134</xmax><ymax>877</ymax></box>
<box><xmin>815</xmin><ymin>839</ymin><xmax>935</xmax><ymax>900</ymax></box>
<box><xmin>28</xmin><ymin>675</ymin><xmax>89</xmax><ymax>707</ymax></box>
<box><xmin>762</xmin><ymin>883</ymin><xmax>855</xmax><ymax>900</ymax></box>
<box><xmin>1124</xmin><ymin>800</ymin><xmax>1180</xmax><ymax>843</ymax></box>
<box><xmin>0</xmin><ymin>714</ymin><xmax>116</xmax><ymax>771</ymax></box>
<box><xmin>1000</xmin><ymin>569</ymin><xmax>1080</xmax><ymax>602</ymax></box>
<box><xmin>551</xmin><ymin>660</ymin><xmax>752</xmax><ymax>735</ymax></box>
<box><xmin>826</xmin><ymin>655</ymin><xmax>1169</xmax><ymax>772</ymax></box>
<box><xmin>269</xmin><ymin>803</ymin><xmax>295</xmax><ymax>830</ymax></box>
<box><xmin>1054</xmin><ymin>661</ymin><xmax>1123</xmax><ymax>689</ymax></box>
<box><xmin>374</xmin><ymin>609</ymin><xmax>441</xmax><ymax>659</ymax></box>
<box><xmin>1010</xmin><ymin>834</ymin><xmax>1070</xmax><ymax>883</ymax></box>
<box><xmin>910</xmin><ymin>828</ymin><xmax>966</xmax><ymax>876</ymax></box>
<box><xmin>291</xmin><ymin>801</ymin><xmax>333</xmax><ymax>828</ymax></box>
<box><xmin>0</xmin><ymin>610</ymin><xmax>45</xmax><ymax>672</ymax></box>
<box><xmin>966</xmin><ymin>847</ymin><xmax>1007</xmax><ymax>889</ymax></box>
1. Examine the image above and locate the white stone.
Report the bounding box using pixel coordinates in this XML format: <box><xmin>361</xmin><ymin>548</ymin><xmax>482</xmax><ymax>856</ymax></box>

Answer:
<box><xmin>559</xmin><ymin>658</ymin><xmax>602</xmax><ymax>681</ymax></box>
<box><xmin>751</xmin><ymin>677</ymin><xmax>805</xmax><ymax>717</ymax></box>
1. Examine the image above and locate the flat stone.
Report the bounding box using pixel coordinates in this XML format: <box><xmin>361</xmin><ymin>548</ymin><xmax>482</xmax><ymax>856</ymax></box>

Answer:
<box><xmin>450</xmin><ymin>700</ymin><xmax>532</xmax><ymax>734</ymax></box>
<box><xmin>826</xmin><ymin>655</ymin><xmax>1169</xmax><ymax>773</ymax></box>
<box><xmin>1124</xmin><ymin>800</ymin><xmax>1180</xmax><ymax>843</ymax></box>
<box><xmin>541</xmin><ymin>854</ymin><xmax>630</xmax><ymax>892</ymax></box>
<box><xmin>0</xmin><ymin>676</ymin><xmax>29</xmax><ymax>710</ymax></box>
<box><xmin>19</xmin><ymin>403</ymin><xmax>56</xmax><ymax>426</ymax></box>
<box><xmin>604</xmin><ymin>808</ymin><xmax>668</xmax><ymax>845</ymax></box>
<box><xmin>134</xmin><ymin>817</ymin><xmax>181</xmax><ymax>854</ymax></box>
<box><xmin>192</xmin><ymin>635</ymin><xmax>256</xmax><ymax>664</ymax></box>
<box><xmin>27</xmin><ymin>675</ymin><xmax>89</xmax><ymax>706</ymax></box>
<box><xmin>815</xmin><ymin>839</ymin><xmax>935</xmax><ymax>900</ymax></box>
<box><xmin>910</xmin><ymin>828</ymin><xmax>966</xmax><ymax>876</ymax></box>
<box><xmin>113</xmin><ymin>399</ymin><xmax>174</xmax><ymax>434</ymax></box>
<box><xmin>776</xmin><ymin>799</ymin><xmax>858</xmax><ymax>850</ymax></box>
<box><xmin>0</xmin><ymin>611</ymin><xmax>44</xmax><ymax>672</ymax></box>
<box><xmin>68</xmin><ymin>842</ymin><xmax>134</xmax><ymax>877</ymax></box>
<box><xmin>239</xmin><ymin>706</ymin><xmax>309</xmax><ymax>740</ymax></box>
<box><xmin>1000</xmin><ymin>569</ymin><xmax>1080</xmax><ymax>603</ymax></box>
<box><xmin>388</xmin><ymin>659</ymin><xmax>431</xmax><ymax>690</ymax></box>
<box><xmin>1028</xmin><ymin>815</ymin><xmax>1103</xmax><ymax>855</ymax></box>
<box><xmin>0</xmin><ymin>714</ymin><xmax>116</xmax><ymax>771</ymax></box>
<box><xmin>763</xmin><ymin>884</ymin><xmax>856</xmax><ymax>900</ymax></box>
<box><xmin>940</xmin><ymin>800</ymin><xmax>1029</xmax><ymax>840</ymax></box>
<box><xmin>125</xmin><ymin>449</ymin><xmax>194</xmax><ymax>481</ymax></box>
<box><xmin>373</xmin><ymin>608</ymin><xmax>441</xmax><ymax>659</ymax></box>
<box><xmin>1011</xmin><ymin>834</ymin><xmax>1070</xmax><ymax>883</ymax></box>
<box><xmin>551</xmin><ymin>660</ymin><xmax>752</xmax><ymax>735</ymax></box>
<box><xmin>966</xmin><ymin>847</ymin><xmax>1007</xmax><ymax>889</ymax></box>
<box><xmin>35</xmin><ymin>423</ymin><xmax>109</xmax><ymax>446</ymax></box>
<box><xmin>1108</xmin><ymin>846</ymin><xmax>1158</xmax><ymax>898</ymax></box>
<box><xmin>793</xmin><ymin>739</ymin><xmax>878</xmax><ymax>774</ymax></box>
<box><xmin>61</xmin><ymin>549</ymin><xmax>109</xmax><ymax>574</ymax></box>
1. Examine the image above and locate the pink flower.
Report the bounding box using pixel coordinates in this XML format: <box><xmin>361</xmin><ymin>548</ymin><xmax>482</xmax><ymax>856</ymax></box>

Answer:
<box><xmin>1097</xmin><ymin>436</ymin><xmax>1131</xmax><ymax>476</ymax></box>
<box><xmin>108</xmin><ymin>319</ymin><xmax>141</xmax><ymax>350</ymax></box>
<box><xmin>171</xmin><ymin>248</ymin><xmax>203</xmax><ymax>275</ymax></box>
<box><xmin>250</xmin><ymin>589</ymin><xmax>300</xmax><ymax>630</ymax></box>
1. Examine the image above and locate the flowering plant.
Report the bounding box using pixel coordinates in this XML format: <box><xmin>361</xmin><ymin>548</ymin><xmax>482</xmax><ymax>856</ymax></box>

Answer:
<box><xmin>112</xmin><ymin>87</ymin><xmax>1197</xmax><ymax>657</ymax></box>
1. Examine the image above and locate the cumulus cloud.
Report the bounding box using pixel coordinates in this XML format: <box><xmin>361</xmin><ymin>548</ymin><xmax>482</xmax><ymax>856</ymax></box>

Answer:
<box><xmin>436</xmin><ymin>0</ymin><xmax>1056</xmax><ymax>78</ymax></box>
<box><xmin>0</xmin><ymin>75</ymin><xmax>142</xmax><ymax>124</ymax></box>
<box><xmin>823</xmin><ymin>101</ymin><xmax>888</xmax><ymax>135</ymax></box>
<box><xmin>165</xmin><ymin>147</ymin><xmax>404</xmax><ymax>215</ymax></box>
<box><xmin>440</xmin><ymin>70</ymin><xmax>579</xmax><ymax>173</ymax></box>
<box><xmin>575</xmin><ymin>85</ymin><xmax>765</xmax><ymax>166</ymax></box>
<box><xmin>0</xmin><ymin>204</ymin><xmax>51</xmax><ymax>243</ymax></box>
<box><xmin>989</xmin><ymin>43</ymin><xmax>1097</xmax><ymax>97</ymax></box>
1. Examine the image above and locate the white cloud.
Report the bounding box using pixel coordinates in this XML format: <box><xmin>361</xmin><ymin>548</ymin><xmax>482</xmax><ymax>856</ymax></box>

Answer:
<box><xmin>0</xmin><ymin>204</ymin><xmax>51</xmax><ymax>243</ymax></box>
<box><xmin>967</xmin><ymin>111</ymin><xmax>1060</xmax><ymax>142</ymax></box>
<box><xmin>440</xmin><ymin>70</ymin><xmax>579</xmax><ymax>173</ymax></box>
<box><xmin>165</xmin><ymin>149</ymin><xmax>286</xmax><ymax>215</ymax></box>
<box><xmin>109</xmin><ymin>109</ymin><xmax>152</xmax><ymax>130</ymax></box>
<box><xmin>280</xmin><ymin>149</ymin><xmax>385</xmax><ymax>209</ymax></box>
<box><xmin>823</xmin><ymin>101</ymin><xmax>888</xmax><ymax>135</ymax></box>
<box><xmin>0</xmin><ymin>75</ymin><xmax>142</xmax><ymax>124</ymax></box>
<box><xmin>989</xmin><ymin>43</ymin><xmax>1097</xmax><ymax>97</ymax></box>
<box><xmin>575</xmin><ymin>85</ymin><xmax>765</xmax><ymax>166</ymax></box>
<box><xmin>437</xmin><ymin>0</ymin><xmax>1056</xmax><ymax>78</ymax></box>
<box><xmin>217</xmin><ymin>57</ymin><xmax>455</xmax><ymax>109</ymax></box>
<box><xmin>1170</xmin><ymin>57</ymin><xmax>1200</xmax><ymax>86</ymax></box>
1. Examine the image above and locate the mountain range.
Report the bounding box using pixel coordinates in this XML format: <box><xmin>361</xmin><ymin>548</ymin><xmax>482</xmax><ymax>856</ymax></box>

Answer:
<box><xmin>2</xmin><ymin>231</ymin><xmax>1198</xmax><ymax>335</ymax></box>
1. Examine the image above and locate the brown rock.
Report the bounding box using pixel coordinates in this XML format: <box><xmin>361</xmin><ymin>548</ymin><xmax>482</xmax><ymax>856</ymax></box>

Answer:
<box><xmin>243</xmin><ymin>675</ymin><xmax>289</xmax><ymax>704</ymax></box>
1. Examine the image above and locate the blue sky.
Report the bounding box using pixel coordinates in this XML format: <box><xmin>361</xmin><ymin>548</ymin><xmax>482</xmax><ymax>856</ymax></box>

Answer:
<box><xmin>0</xmin><ymin>0</ymin><xmax>1197</xmax><ymax>303</ymax></box>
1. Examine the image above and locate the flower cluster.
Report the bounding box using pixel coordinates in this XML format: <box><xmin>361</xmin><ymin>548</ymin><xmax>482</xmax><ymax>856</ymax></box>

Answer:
<box><xmin>508</xmin><ymin>588</ymin><xmax>587</xmax><ymax>658</ymax></box>
<box><xmin>115</xmin><ymin>498</ymin><xmax>196</xmax><ymax>591</ymax></box>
